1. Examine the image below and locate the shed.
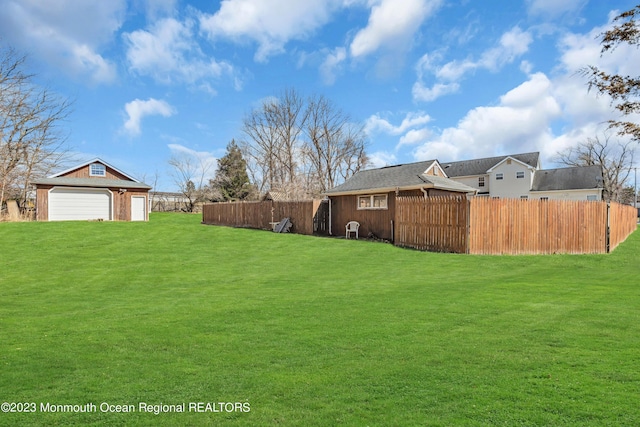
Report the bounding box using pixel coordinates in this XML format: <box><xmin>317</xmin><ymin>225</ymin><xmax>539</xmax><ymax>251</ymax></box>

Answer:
<box><xmin>324</xmin><ymin>160</ymin><xmax>477</xmax><ymax>240</ymax></box>
<box><xmin>31</xmin><ymin>158</ymin><xmax>152</xmax><ymax>221</ymax></box>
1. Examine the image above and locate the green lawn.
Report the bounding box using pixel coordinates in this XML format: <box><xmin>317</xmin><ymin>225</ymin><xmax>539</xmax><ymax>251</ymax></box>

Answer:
<box><xmin>1</xmin><ymin>213</ymin><xmax>639</xmax><ymax>426</ymax></box>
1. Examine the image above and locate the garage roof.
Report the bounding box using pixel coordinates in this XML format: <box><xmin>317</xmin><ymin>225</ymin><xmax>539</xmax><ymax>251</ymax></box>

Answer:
<box><xmin>31</xmin><ymin>177</ymin><xmax>152</xmax><ymax>189</ymax></box>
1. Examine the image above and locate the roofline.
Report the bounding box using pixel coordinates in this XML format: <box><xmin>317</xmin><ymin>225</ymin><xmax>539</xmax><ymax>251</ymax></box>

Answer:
<box><xmin>324</xmin><ymin>184</ymin><xmax>477</xmax><ymax>197</ymax></box>
<box><xmin>31</xmin><ymin>177</ymin><xmax>152</xmax><ymax>190</ymax></box>
<box><xmin>51</xmin><ymin>158</ymin><xmax>142</xmax><ymax>182</ymax></box>
<box><xmin>486</xmin><ymin>156</ymin><xmax>537</xmax><ymax>173</ymax></box>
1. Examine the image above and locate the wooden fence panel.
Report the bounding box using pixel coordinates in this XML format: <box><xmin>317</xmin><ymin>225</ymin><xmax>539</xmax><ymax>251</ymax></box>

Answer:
<box><xmin>394</xmin><ymin>196</ymin><xmax>469</xmax><ymax>253</ymax></box>
<box><xmin>468</xmin><ymin>198</ymin><xmax>608</xmax><ymax>255</ymax></box>
<box><xmin>608</xmin><ymin>202</ymin><xmax>638</xmax><ymax>251</ymax></box>
<box><xmin>202</xmin><ymin>200</ymin><xmax>327</xmax><ymax>235</ymax></box>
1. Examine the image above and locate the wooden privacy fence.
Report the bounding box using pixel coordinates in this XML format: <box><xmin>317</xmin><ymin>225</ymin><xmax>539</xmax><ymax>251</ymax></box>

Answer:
<box><xmin>202</xmin><ymin>200</ymin><xmax>327</xmax><ymax>235</ymax></box>
<box><xmin>395</xmin><ymin>197</ymin><xmax>469</xmax><ymax>253</ymax></box>
<box><xmin>468</xmin><ymin>198</ymin><xmax>607</xmax><ymax>255</ymax></box>
<box><xmin>395</xmin><ymin>197</ymin><xmax>637</xmax><ymax>255</ymax></box>
<box><xmin>608</xmin><ymin>202</ymin><xmax>639</xmax><ymax>252</ymax></box>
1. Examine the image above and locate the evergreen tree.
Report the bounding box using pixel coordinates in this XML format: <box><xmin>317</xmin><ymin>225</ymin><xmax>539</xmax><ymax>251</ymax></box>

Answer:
<box><xmin>212</xmin><ymin>140</ymin><xmax>252</xmax><ymax>201</ymax></box>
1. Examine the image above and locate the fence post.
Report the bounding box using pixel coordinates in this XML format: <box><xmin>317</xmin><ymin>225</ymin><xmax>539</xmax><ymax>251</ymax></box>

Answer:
<box><xmin>606</xmin><ymin>202</ymin><xmax>611</xmax><ymax>253</ymax></box>
<box><xmin>465</xmin><ymin>198</ymin><xmax>471</xmax><ymax>254</ymax></box>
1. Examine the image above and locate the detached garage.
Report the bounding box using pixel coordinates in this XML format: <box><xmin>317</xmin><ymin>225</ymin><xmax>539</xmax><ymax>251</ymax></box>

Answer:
<box><xmin>32</xmin><ymin>158</ymin><xmax>152</xmax><ymax>221</ymax></box>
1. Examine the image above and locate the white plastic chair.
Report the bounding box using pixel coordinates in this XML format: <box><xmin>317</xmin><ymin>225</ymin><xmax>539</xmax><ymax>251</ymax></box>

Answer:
<box><xmin>345</xmin><ymin>221</ymin><xmax>360</xmax><ymax>239</ymax></box>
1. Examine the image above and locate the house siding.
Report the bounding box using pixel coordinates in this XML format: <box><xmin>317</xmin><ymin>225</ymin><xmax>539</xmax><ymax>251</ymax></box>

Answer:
<box><xmin>489</xmin><ymin>161</ymin><xmax>534</xmax><ymax>199</ymax></box>
<box><xmin>330</xmin><ymin>192</ymin><xmax>396</xmax><ymax>240</ymax></box>
<box><xmin>530</xmin><ymin>189</ymin><xmax>602</xmax><ymax>201</ymax></box>
<box><xmin>61</xmin><ymin>164</ymin><xmax>131</xmax><ymax>181</ymax></box>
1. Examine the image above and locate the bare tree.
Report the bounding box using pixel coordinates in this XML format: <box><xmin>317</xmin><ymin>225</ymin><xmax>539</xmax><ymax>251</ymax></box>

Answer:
<box><xmin>241</xmin><ymin>88</ymin><xmax>306</xmax><ymax>195</ymax></box>
<box><xmin>168</xmin><ymin>152</ymin><xmax>214</xmax><ymax>212</ymax></box>
<box><xmin>0</xmin><ymin>46</ymin><xmax>72</xmax><ymax>211</ymax></box>
<box><xmin>555</xmin><ymin>133</ymin><xmax>635</xmax><ymax>202</ymax></box>
<box><xmin>240</xmin><ymin>88</ymin><xmax>368</xmax><ymax>199</ymax></box>
<box><xmin>303</xmin><ymin>94</ymin><xmax>368</xmax><ymax>195</ymax></box>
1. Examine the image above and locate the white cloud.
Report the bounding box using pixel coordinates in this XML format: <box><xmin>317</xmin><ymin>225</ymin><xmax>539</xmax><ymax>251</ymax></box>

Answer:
<box><xmin>368</xmin><ymin>151</ymin><xmax>397</xmax><ymax>168</ymax></box>
<box><xmin>398</xmin><ymin>128</ymin><xmax>431</xmax><ymax>147</ymax></box>
<box><xmin>413</xmin><ymin>26</ymin><xmax>533</xmax><ymax>102</ymax></box>
<box><xmin>412</xmin><ymin>82</ymin><xmax>460</xmax><ymax>102</ymax></box>
<box><xmin>526</xmin><ymin>0</ymin><xmax>587</xmax><ymax>17</ymax></box>
<box><xmin>366</xmin><ymin>111</ymin><xmax>433</xmax><ymax>152</ymax></box>
<box><xmin>0</xmin><ymin>0</ymin><xmax>124</xmax><ymax>83</ymax></box>
<box><xmin>124</xmin><ymin>18</ymin><xmax>235</xmax><ymax>88</ymax></box>
<box><xmin>199</xmin><ymin>0</ymin><xmax>341</xmax><ymax>62</ymax></box>
<box><xmin>479</xmin><ymin>27</ymin><xmax>533</xmax><ymax>71</ymax></box>
<box><xmin>124</xmin><ymin>98</ymin><xmax>176</xmax><ymax>136</ymax></box>
<box><xmin>365</xmin><ymin>111</ymin><xmax>432</xmax><ymax>135</ymax></box>
<box><xmin>167</xmin><ymin>143</ymin><xmax>218</xmax><ymax>184</ymax></box>
<box><xmin>320</xmin><ymin>47</ymin><xmax>347</xmax><ymax>85</ymax></box>
<box><xmin>350</xmin><ymin>0</ymin><xmax>442</xmax><ymax>58</ymax></box>
<box><xmin>413</xmin><ymin>73</ymin><xmax>562</xmax><ymax>162</ymax></box>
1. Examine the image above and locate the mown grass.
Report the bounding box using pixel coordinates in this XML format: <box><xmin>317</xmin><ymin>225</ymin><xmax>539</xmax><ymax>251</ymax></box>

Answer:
<box><xmin>0</xmin><ymin>213</ymin><xmax>639</xmax><ymax>426</ymax></box>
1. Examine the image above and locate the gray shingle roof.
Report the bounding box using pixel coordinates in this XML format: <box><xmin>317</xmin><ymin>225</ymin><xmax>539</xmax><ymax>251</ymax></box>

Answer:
<box><xmin>324</xmin><ymin>160</ymin><xmax>476</xmax><ymax>195</ymax></box>
<box><xmin>441</xmin><ymin>152</ymin><xmax>540</xmax><ymax>177</ymax></box>
<box><xmin>31</xmin><ymin>177</ymin><xmax>152</xmax><ymax>190</ymax></box>
<box><xmin>531</xmin><ymin>165</ymin><xmax>603</xmax><ymax>191</ymax></box>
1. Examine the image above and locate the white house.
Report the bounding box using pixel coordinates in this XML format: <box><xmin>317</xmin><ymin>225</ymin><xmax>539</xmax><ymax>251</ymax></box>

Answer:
<box><xmin>441</xmin><ymin>152</ymin><xmax>603</xmax><ymax>201</ymax></box>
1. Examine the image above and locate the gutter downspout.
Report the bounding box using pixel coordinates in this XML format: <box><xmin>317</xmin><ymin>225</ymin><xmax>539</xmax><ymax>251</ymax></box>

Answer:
<box><xmin>420</xmin><ymin>187</ymin><xmax>428</xmax><ymax>198</ymax></box>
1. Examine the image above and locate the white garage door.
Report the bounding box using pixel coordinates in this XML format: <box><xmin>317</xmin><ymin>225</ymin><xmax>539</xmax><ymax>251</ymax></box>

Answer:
<box><xmin>49</xmin><ymin>188</ymin><xmax>112</xmax><ymax>221</ymax></box>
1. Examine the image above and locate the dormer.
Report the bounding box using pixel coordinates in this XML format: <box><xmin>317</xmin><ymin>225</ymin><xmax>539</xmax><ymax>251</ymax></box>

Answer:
<box><xmin>423</xmin><ymin>160</ymin><xmax>448</xmax><ymax>178</ymax></box>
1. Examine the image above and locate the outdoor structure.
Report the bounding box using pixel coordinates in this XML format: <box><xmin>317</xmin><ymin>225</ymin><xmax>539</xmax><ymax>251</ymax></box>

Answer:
<box><xmin>324</xmin><ymin>152</ymin><xmax>605</xmax><ymax>240</ymax></box>
<box><xmin>32</xmin><ymin>158</ymin><xmax>151</xmax><ymax>221</ymax></box>
<box><xmin>323</xmin><ymin>160</ymin><xmax>477</xmax><ymax>241</ymax></box>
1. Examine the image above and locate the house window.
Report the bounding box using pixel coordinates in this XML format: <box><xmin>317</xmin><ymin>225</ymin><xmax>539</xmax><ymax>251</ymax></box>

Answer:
<box><xmin>520</xmin><ymin>195</ymin><xmax>528</xmax><ymax>200</ymax></box>
<box><xmin>478</xmin><ymin>177</ymin><xmax>485</xmax><ymax>187</ymax></box>
<box><xmin>357</xmin><ymin>194</ymin><xmax>388</xmax><ymax>210</ymax></box>
<box><xmin>90</xmin><ymin>163</ymin><xmax>106</xmax><ymax>177</ymax></box>
<box><xmin>495</xmin><ymin>173</ymin><xmax>504</xmax><ymax>180</ymax></box>
<box><xmin>587</xmin><ymin>195</ymin><xmax>598</xmax><ymax>201</ymax></box>
<box><xmin>516</xmin><ymin>171</ymin><xmax>525</xmax><ymax>179</ymax></box>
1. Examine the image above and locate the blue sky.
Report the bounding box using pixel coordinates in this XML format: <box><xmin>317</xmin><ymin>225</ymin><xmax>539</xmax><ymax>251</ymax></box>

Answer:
<box><xmin>2</xmin><ymin>0</ymin><xmax>639</xmax><ymax>191</ymax></box>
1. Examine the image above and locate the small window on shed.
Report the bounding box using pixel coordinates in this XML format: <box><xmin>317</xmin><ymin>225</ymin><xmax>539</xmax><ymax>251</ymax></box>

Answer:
<box><xmin>373</xmin><ymin>195</ymin><xmax>387</xmax><ymax>208</ymax></box>
<box><xmin>90</xmin><ymin>163</ymin><xmax>106</xmax><ymax>177</ymax></box>
<box><xmin>357</xmin><ymin>194</ymin><xmax>388</xmax><ymax>210</ymax></box>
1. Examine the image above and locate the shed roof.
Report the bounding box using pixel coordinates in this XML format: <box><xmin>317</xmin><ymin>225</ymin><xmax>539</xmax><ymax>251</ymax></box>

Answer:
<box><xmin>324</xmin><ymin>160</ymin><xmax>477</xmax><ymax>195</ymax></box>
<box><xmin>531</xmin><ymin>165</ymin><xmax>603</xmax><ymax>192</ymax></box>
